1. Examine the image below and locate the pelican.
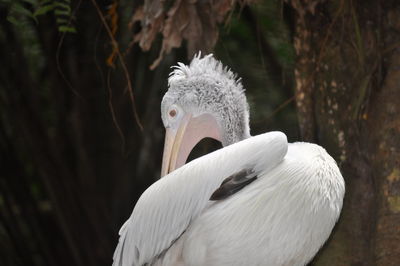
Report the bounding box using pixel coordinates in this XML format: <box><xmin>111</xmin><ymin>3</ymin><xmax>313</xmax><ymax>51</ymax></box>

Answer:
<box><xmin>113</xmin><ymin>54</ymin><xmax>345</xmax><ymax>266</ymax></box>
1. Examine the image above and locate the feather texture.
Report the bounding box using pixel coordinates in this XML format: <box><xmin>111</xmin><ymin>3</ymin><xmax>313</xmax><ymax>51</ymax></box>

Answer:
<box><xmin>162</xmin><ymin>54</ymin><xmax>250</xmax><ymax>146</ymax></box>
<box><xmin>170</xmin><ymin>142</ymin><xmax>345</xmax><ymax>266</ymax></box>
<box><xmin>113</xmin><ymin>132</ymin><xmax>288</xmax><ymax>266</ymax></box>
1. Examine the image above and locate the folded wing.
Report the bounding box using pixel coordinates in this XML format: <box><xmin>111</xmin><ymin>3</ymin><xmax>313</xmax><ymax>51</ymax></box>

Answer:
<box><xmin>113</xmin><ymin>132</ymin><xmax>288</xmax><ymax>266</ymax></box>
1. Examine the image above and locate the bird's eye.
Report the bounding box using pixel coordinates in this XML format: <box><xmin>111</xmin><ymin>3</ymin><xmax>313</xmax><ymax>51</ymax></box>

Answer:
<box><xmin>169</xmin><ymin>109</ymin><xmax>177</xmax><ymax>118</ymax></box>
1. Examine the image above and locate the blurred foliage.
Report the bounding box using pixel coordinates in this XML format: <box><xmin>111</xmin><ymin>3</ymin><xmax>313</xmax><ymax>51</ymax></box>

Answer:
<box><xmin>215</xmin><ymin>1</ymin><xmax>298</xmax><ymax>140</ymax></box>
<box><xmin>0</xmin><ymin>0</ymin><xmax>298</xmax><ymax>265</ymax></box>
<box><xmin>2</xmin><ymin>0</ymin><xmax>76</xmax><ymax>33</ymax></box>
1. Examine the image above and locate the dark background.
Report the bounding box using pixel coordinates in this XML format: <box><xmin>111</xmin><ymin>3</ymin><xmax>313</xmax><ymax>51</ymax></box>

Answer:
<box><xmin>1</xmin><ymin>0</ymin><xmax>400</xmax><ymax>265</ymax></box>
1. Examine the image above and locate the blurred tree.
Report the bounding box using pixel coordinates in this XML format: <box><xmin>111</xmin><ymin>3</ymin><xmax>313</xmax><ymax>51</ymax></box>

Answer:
<box><xmin>290</xmin><ymin>0</ymin><xmax>400</xmax><ymax>265</ymax></box>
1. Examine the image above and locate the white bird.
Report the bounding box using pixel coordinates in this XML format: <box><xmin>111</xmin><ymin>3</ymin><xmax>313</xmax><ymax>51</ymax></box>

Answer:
<box><xmin>113</xmin><ymin>54</ymin><xmax>345</xmax><ymax>266</ymax></box>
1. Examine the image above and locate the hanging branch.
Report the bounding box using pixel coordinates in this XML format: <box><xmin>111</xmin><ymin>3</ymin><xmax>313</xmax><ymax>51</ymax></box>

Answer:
<box><xmin>90</xmin><ymin>0</ymin><xmax>144</xmax><ymax>131</ymax></box>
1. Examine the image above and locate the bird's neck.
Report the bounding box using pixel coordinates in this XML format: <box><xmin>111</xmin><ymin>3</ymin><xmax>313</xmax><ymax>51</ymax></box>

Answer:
<box><xmin>221</xmin><ymin>126</ymin><xmax>251</xmax><ymax>147</ymax></box>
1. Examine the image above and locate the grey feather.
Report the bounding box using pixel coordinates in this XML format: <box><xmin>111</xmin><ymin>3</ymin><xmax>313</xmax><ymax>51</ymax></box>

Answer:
<box><xmin>161</xmin><ymin>53</ymin><xmax>251</xmax><ymax>146</ymax></box>
<box><xmin>210</xmin><ymin>169</ymin><xmax>257</xmax><ymax>201</ymax></box>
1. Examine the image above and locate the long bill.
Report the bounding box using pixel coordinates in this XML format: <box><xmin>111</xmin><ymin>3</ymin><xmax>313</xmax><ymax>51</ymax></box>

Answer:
<box><xmin>160</xmin><ymin>113</ymin><xmax>221</xmax><ymax>177</ymax></box>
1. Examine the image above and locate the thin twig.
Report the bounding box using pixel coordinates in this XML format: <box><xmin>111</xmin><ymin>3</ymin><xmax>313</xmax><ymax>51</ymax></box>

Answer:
<box><xmin>93</xmin><ymin>19</ymin><xmax>126</xmax><ymax>151</ymax></box>
<box><xmin>107</xmin><ymin>69</ymin><xmax>126</xmax><ymax>153</ymax></box>
<box><xmin>260</xmin><ymin>96</ymin><xmax>295</xmax><ymax>123</ymax></box>
<box><xmin>90</xmin><ymin>0</ymin><xmax>144</xmax><ymax>131</ymax></box>
<box><xmin>56</xmin><ymin>0</ymin><xmax>84</xmax><ymax>100</ymax></box>
<box><xmin>315</xmin><ymin>0</ymin><xmax>345</xmax><ymax>67</ymax></box>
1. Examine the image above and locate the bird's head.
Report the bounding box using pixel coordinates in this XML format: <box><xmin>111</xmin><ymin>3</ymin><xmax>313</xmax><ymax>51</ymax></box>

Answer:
<box><xmin>161</xmin><ymin>54</ymin><xmax>250</xmax><ymax>176</ymax></box>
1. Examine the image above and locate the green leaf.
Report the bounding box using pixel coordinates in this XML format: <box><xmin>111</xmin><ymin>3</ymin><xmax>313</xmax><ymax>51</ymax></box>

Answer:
<box><xmin>54</xmin><ymin>1</ymin><xmax>70</xmax><ymax>11</ymax></box>
<box><xmin>7</xmin><ymin>16</ymin><xmax>21</xmax><ymax>26</ymax></box>
<box><xmin>58</xmin><ymin>25</ymin><xmax>76</xmax><ymax>33</ymax></box>
<box><xmin>12</xmin><ymin>3</ymin><xmax>33</xmax><ymax>17</ymax></box>
<box><xmin>54</xmin><ymin>9</ymin><xmax>70</xmax><ymax>16</ymax></box>
<box><xmin>56</xmin><ymin>17</ymin><xmax>68</xmax><ymax>24</ymax></box>
<box><xmin>33</xmin><ymin>3</ymin><xmax>55</xmax><ymax>16</ymax></box>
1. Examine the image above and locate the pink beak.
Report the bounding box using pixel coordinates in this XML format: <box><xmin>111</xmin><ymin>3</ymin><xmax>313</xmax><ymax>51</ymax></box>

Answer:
<box><xmin>161</xmin><ymin>113</ymin><xmax>221</xmax><ymax>177</ymax></box>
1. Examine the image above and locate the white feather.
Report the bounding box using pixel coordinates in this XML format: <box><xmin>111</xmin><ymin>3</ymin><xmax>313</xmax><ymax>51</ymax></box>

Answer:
<box><xmin>113</xmin><ymin>132</ymin><xmax>288</xmax><ymax>266</ymax></box>
<box><xmin>168</xmin><ymin>142</ymin><xmax>345</xmax><ymax>266</ymax></box>
<box><xmin>168</xmin><ymin>53</ymin><xmax>240</xmax><ymax>89</ymax></box>
<box><xmin>114</xmin><ymin>132</ymin><xmax>345</xmax><ymax>266</ymax></box>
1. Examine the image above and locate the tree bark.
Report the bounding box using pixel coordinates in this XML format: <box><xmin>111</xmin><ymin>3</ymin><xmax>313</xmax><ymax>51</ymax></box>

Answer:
<box><xmin>291</xmin><ymin>0</ymin><xmax>400</xmax><ymax>265</ymax></box>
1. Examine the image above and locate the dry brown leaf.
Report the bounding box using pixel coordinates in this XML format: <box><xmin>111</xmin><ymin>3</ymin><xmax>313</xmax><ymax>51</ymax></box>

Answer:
<box><xmin>131</xmin><ymin>0</ymin><xmax>252</xmax><ymax>69</ymax></box>
<box><xmin>130</xmin><ymin>1</ymin><xmax>165</xmax><ymax>52</ymax></box>
<box><xmin>106</xmin><ymin>0</ymin><xmax>119</xmax><ymax>67</ymax></box>
<box><xmin>129</xmin><ymin>5</ymin><xmax>144</xmax><ymax>29</ymax></box>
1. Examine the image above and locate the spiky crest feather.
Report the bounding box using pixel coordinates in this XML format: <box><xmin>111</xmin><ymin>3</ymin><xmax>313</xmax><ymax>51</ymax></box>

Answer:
<box><xmin>168</xmin><ymin>53</ymin><xmax>242</xmax><ymax>91</ymax></box>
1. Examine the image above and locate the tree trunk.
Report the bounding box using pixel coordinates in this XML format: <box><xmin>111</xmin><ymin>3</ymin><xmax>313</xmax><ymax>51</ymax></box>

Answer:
<box><xmin>291</xmin><ymin>0</ymin><xmax>400</xmax><ymax>265</ymax></box>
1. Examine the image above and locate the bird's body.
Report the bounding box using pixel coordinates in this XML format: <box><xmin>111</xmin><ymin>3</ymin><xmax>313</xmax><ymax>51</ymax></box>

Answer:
<box><xmin>113</xmin><ymin>54</ymin><xmax>345</xmax><ymax>266</ymax></box>
<box><xmin>114</xmin><ymin>133</ymin><xmax>344</xmax><ymax>266</ymax></box>
<box><xmin>162</xmin><ymin>142</ymin><xmax>343</xmax><ymax>266</ymax></box>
